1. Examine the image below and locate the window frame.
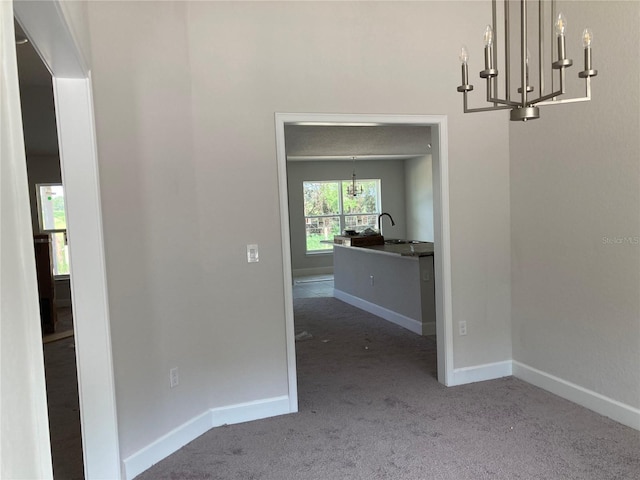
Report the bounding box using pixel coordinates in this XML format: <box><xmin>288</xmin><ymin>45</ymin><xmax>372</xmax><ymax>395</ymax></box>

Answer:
<box><xmin>35</xmin><ymin>183</ymin><xmax>70</xmax><ymax>278</ymax></box>
<box><xmin>303</xmin><ymin>179</ymin><xmax>381</xmax><ymax>254</ymax></box>
<box><xmin>35</xmin><ymin>183</ymin><xmax>66</xmax><ymax>233</ymax></box>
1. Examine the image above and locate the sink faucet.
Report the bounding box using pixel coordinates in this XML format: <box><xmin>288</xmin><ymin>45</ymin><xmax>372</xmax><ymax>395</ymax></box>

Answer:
<box><xmin>377</xmin><ymin>212</ymin><xmax>395</xmax><ymax>236</ymax></box>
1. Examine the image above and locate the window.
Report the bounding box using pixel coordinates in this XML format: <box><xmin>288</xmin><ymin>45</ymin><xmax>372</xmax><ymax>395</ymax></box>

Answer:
<box><xmin>36</xmin><ymin>184</ymin><xmax>70</xmax><ymax>276</ymax></box>
<box><xmin>303</xmin><ymin>179</ymin><xmax>381</xmax><ymax>253</ymax></box>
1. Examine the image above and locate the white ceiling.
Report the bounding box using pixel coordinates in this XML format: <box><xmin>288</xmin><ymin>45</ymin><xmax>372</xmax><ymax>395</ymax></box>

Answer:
<box><xmin>284</xmin><ymin>125</ymin><xmax>432</xmax><ymax>161</ymax></box>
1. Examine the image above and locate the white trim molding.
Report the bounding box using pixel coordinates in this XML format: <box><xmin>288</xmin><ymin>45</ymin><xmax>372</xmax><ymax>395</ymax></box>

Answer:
<box><xmin>275</xmin><ymin>113</ymin><xmax>453</xmax><ymax>397</ymax></box>
<box><xmin>122</xmin><ymin>410</ymin><xmax>213</xmax><ymax>480</ymax></box>
<box><xmin>513</xmin><ymin>361</ymin><xmax>640</xmax><ymax>431</ymax></box>
<box><xmin>14</xmin><ymin>3</ymin><xmax>122</xmax><ymax>478</ymax></box>
<box><xmin>123</xmin><ymin>396</ymin><xmax>291</xmax><ymax>480</ymax></box>
<box><xmin>292</xmin><ymin>267</ymin><xmax>334</xmax><ymax>278</ymax></box>
<box><xmin>120</xmin><ymin>360</ymin><xmax>639</xmax><ymax>480</ymax></box>
<box><xmin>448</xmin><ymin>360</ymin><xmax>513</xmax><ymax>386</ymax></box>
<box><xmin>54</xmin><ymin>77</ymin><xmax>121</xmax><ymax>480</ymax></box>
<box><xmin>334</xmin><ymin>289</ymin><xmax>424</xmax><ymax>336</ymax></box>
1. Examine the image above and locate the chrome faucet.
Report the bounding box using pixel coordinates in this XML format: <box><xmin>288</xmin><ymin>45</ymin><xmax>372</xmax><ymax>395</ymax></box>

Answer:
<box><xmin>377</xmin><ymin>212</ymin><xmax>395</xmax><ymax>236</ymax></box>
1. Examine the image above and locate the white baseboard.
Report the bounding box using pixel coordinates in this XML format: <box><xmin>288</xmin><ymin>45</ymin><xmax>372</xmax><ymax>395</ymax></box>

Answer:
<box><xmin>292</xmin><ymin>267</ymin><xmax>334</xmax><ymax>278</ymax></box>
<box><xmin>120</xmin><ymin>367</ymin><xmax>639</xmax><ymax>479</ymax></box>
<box><xmin>448</xmin><ymin>360</ymin><xmax>513</xmax><ymax>387</ymax></box>
<box><xmin>210</xmin><ymin>395</ymin><xmax>290</xmax><ymax>427</ymax></box>
<box><xmin>122</xmin><ymin>409</ymin><xmax>212</xmax><ymax>480</ymax></box>
<box><xmin>334</xmin><ymin>289</ymin><xmax>423</xmax><ymax>335</ymax></box>
<box><xmin>513</xmin><ymin>361</ymin><xmax>640</xmax><ymax>431</ymax></box>
<box><xmin>123</xmin><ymin>395</ymin><xmax>292</xmax><ymax>480</ymax></box>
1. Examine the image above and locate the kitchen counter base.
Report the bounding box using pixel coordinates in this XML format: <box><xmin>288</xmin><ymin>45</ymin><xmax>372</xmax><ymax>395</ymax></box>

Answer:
<box><xmin>334</xmin><ymin>289</ymin><xmax>435</xmax><ymax>336</ymax></box>
<box><xmin>333</xmin><ymin>244</ymin><xmax>435</xmax><ymax>336</ymax></box>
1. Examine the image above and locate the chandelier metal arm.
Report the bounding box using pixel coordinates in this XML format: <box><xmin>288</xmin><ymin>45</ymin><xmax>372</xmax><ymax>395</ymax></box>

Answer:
<box><xmin>537</xmin><ymin>96</ymin><xmax>591</xmax><ymax>107</ymax></box>
<box><xmin>529</xmin><ymin>89</ymin><xmax>565</xmax><ymax>105</ymax></box>
<box><xmin>537</xmin><ymin>77</ymin><xmax>593</xmax><ymax>106</ymax></box>
<box><xmin>519</xmin><ymin>0</ymin><xmax>528</xmax><ymax>111</ymax></box>
<box><xmin>457</xmin><ymin>0</ymin><xmax>598</xmax><ymax>122</ymax></box>
<box><xmin>532</xmin><ymin>74</ymin><xmax>593</xmax><ymax>106</ymax></box>
<box><xmin>501</xmin><ymin>0</ymin><xmax>511</xmax><ymax>104</ymax></box>
<box><xmin>486</xmin><ymin>97</ymin><xmax>523</xmax><ymax>108</ymax></box>
<box><xmin>462</xmin><ymin>92</ymin><xmax>513</xmax><ymax>114</ymax></box>
<box><xmin>485</xmin><ymin>78</ymin><xmax>521</xmax><ymax>108</ymax></box>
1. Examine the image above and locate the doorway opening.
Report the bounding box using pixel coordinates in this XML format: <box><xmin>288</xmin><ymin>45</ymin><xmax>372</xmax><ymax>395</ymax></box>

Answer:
<box><xmin>13</xmin><ymin>3</ymin><xmax>121</xmax><ymax>478</ymax></box>
<box><xmin>275</xmin><ymin>113</ymin><xmax>454</xmax><ymax>413</ymax></box>
<box><xmin>15</xmin><ymin>20</ymin><xmax>83</xmax><ymax>478</ymax></box>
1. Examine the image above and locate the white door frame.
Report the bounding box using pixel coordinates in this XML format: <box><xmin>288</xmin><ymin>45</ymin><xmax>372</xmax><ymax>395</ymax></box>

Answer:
<box><xmin>275</xmin><ymin>113</ymin><xmax>455</xmax><ymax>409</ymax></box>
<box><xmin>14</xmin><ymin>1</ymin><xmax>121</xmax><ymax>478</ymax></box>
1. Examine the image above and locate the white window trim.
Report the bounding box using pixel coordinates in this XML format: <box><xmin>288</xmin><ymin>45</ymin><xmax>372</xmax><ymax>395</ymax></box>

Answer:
<box><xmin>35</xmin><ymin>183</ymin><xmax>70</xmax><ymax>277</ymax></box>
<box><xmin>35</xmin><ymin>182</ymin><xmax>66</xmax><ymax>234</ymax></box>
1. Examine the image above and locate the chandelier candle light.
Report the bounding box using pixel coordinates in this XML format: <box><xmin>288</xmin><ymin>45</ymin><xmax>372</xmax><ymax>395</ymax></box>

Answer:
<box><xmin>457</xmin><ymin>0</ymin><xmax>598</xmax><ymax>121</ymax></box>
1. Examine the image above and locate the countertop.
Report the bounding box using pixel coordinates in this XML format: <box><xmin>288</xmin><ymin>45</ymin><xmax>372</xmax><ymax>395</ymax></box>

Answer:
<box><xmin>334</xmin><ymin>241</ymin><xmax>434</xmax><ymax>258</ymax></box>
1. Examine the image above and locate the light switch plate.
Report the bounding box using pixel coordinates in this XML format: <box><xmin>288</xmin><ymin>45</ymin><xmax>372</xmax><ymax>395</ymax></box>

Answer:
<box><xmin>247</xmin><ymin>244</ymin><xmax>259</xmax><ymax>263</ymax></box>
<box><xmin>458</xmin><ymin>321</ymin><xmax>467</xmax><ymax>336</ymax></box>
<box><xmin>169</xmin><ymin>367</ymin><xmax>179</xmax><ymax>388</ymax></box>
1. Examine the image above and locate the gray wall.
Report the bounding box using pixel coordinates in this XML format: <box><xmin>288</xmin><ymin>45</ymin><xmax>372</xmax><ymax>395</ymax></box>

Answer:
<box><xmin>509</xmin><ymin>1</ymin><xmax>640</xmax><ymax>408</ymax></box>
<box><xmin>334</xmin><ymin>246</ymin><xmax>421</xmax><ymax>320</ymax></box>
<box><xmin>19</xmin><ymin>85</ymin><xmax>58</xmax><ymax>155</ymax></box>
<box><xmin>405</xmin><ymin>155</ymin><xmax>434</xmax><ymax>242</ymax></box>
<box><xmin>19</xmin><ymin>81</ymin><xmax>60</xmax><ymax>240</ymax></box>
<box><xmin>287</xmin><ymin>159</ymin><xmax>407</xmax><ymax>274</ymax></box>
<box><xmin>86</xmin><ymin>1</ymin><xmax>512</xmax><ymax>460</ymax></box>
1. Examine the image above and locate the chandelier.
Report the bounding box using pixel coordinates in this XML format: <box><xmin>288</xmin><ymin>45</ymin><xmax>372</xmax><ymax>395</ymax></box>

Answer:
<box><xmin>457</xmin><ymin>0</ymin><xmax>598</xmax><ymax>122</ymax></box>
<box><xmin>347</xmin><ymin>157</ymin><xmax>363</xmax><ymax>197</ymax></box>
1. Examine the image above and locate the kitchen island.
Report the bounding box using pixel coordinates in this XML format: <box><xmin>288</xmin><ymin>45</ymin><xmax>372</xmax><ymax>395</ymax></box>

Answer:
<box><xmin>333</xmin><ymin>241</ymin><xmax>435</xmax><ymax>336</ymax></box>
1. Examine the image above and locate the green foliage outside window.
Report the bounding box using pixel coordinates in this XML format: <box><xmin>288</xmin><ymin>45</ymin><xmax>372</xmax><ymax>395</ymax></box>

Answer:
<box><xmin>303</xmin><ymin>179</ymin><xmax>381</xmax><ymax>253</ymax></box>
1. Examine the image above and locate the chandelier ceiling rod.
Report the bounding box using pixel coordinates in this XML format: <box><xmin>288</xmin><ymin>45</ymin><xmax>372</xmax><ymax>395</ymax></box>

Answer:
<box><xmin>347</xmin><ymin>157</ymin><xmax>363</xmax><ymax>197</ymax></box>
<box><xmin>457</xmin><ymin>0</ymin><xmax>598</xmax><ymax>122</ymax></box>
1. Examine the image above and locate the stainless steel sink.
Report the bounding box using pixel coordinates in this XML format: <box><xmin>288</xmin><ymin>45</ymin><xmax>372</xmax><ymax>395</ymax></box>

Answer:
<box><xmin>385</xmin><ymin>239</ymin><xmax>409</xmax><ymax>244</ymax></box>
<box><xmin>384</xmin><ymin>239</ymin><xmax>426</xmax><ymax>245</ymax></box>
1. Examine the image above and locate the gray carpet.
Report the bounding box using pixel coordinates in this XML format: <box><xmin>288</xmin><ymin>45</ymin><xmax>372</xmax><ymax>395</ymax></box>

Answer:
<box><xmin>136</xmin><ymin>297</ymin><xmax>640</xmax><ymax>479</ymax></box>
<box><xmin>43</xmin><ymin>307</ymin><xmax>84</xmax><ymax>480</ymax></box>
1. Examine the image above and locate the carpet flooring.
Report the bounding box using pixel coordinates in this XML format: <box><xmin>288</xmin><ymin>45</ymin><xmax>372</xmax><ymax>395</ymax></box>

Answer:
<box><xmin>43</xmin><ymin>307</ymin><xmax>84</xmax><ymax>480</ymax></box>
<box><xmin>136</xmin><ymin>297</ymin><xmax>640</xmax><ymax>480</ymax></box>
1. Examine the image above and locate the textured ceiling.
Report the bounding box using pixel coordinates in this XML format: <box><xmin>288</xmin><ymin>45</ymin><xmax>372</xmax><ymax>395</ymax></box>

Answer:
<box><xmin>284</xmin><ymin>125</ymin><xmax>432</xmax><ymax>160</ymax></box>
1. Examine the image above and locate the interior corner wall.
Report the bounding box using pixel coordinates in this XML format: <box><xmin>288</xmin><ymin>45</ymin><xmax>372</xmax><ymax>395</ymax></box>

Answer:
<box><xmin>287</xmin><ymin>159</ymin><xmax>408</xmax><ymax>274</ymax></box>
<box><xmin>404</xmin><ymin>155</ymin><xmax>434</xmax><ymax>242</ymax></box>
<box><xmin>86</xmin><ymin>0</ymin><xmax>512</xmax><ymax>463</ymax></box>
<box><xmin>509</xmin><ymin>0</ymin><xmax>640</xmax><ymax>411</ymax></box>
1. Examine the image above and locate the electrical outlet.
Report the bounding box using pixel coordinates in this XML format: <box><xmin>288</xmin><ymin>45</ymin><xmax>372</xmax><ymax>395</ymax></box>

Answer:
<box><xmin>458</xmin><ymin>321</ymin><xmax>467</xmax><ymax>336</ymax></box>
<box><xmin>169</xmin><ymin>367</ymin><xmax>179</xmax><ymax>388</ymax></box>
<box><xmin>369</xmin><ymin>275</ymin><xmax>374</xmax><ymax>286</ymax></box>
<box><xmin>247</xmin><ymin>244</ymin><xmax>259</xmax><ymax>263</ymax></box>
